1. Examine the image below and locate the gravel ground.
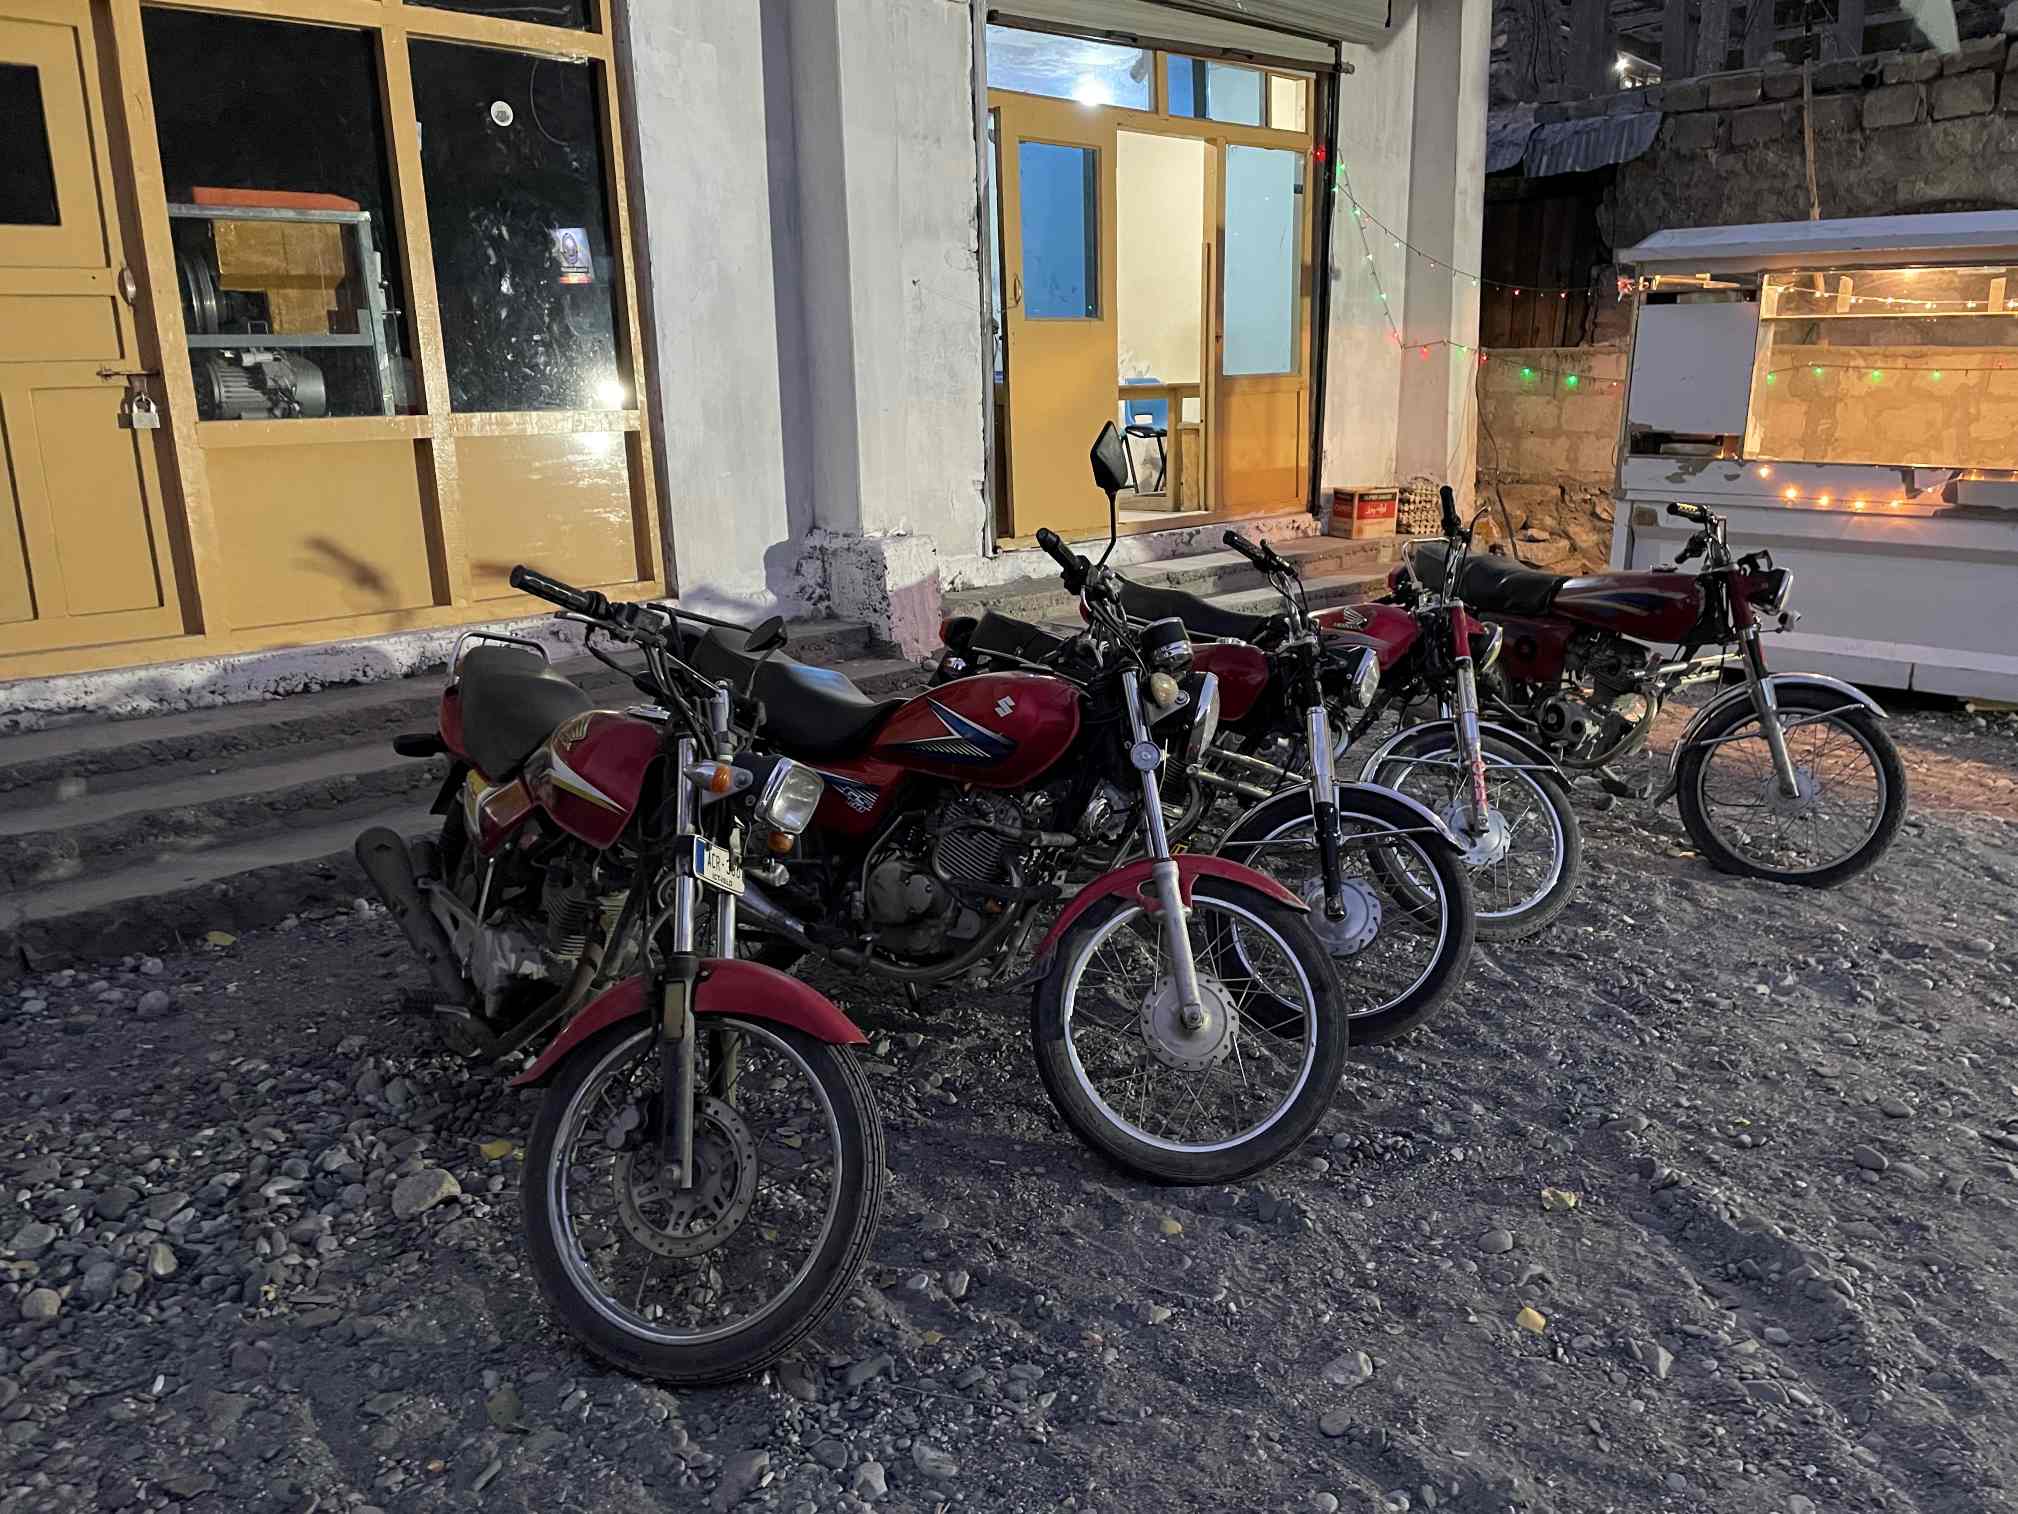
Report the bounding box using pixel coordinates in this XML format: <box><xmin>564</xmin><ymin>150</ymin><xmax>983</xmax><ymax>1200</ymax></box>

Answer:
<box><xmin>3</xmin><ymin>701</ymin><xmax>2016</xmax><ymax>1514</ymax></box>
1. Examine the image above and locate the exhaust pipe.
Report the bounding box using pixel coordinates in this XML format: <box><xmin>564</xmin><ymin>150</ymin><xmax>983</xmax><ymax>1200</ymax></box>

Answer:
<box><xmin>355</xmin><ymin>827</ymin><xmax>469</xmax><ymax>1007</ymax></box>
<box><xmin>740</xmin><ymin>882</ymin><xmax>868</xmax><ymax>969</ymax></box>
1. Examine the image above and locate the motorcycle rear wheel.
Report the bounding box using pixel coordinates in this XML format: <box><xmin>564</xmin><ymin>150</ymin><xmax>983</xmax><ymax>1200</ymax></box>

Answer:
<box><xmin>1032</xmin><ymin>878</ymin><xmax>1348</xmax><ymax>1185</ymax></box>
<box><xmin>521</xmin><ymin>1017</ymin><xmax>883</xmax><ymax>1384</ymax></box>
<box><xmin>1674</xmin><ymin>685</ymin><xmax>1906</xmax><ymax>887</ymax></box>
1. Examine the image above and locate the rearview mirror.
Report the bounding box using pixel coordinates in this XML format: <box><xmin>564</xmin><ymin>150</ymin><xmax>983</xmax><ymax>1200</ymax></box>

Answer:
<box><xmin>746</xmin><ymin>616</ymin><xmax>788</xmax><ymax>654</ymax></box>
<box><xmin>1090</xmin><ymin>422</ymin><xmax>1130</xmax><ymax>498</ymax></box>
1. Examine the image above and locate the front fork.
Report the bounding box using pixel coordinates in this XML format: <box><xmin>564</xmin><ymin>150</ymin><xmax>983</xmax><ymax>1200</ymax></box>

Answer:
<box><xmin>1305</xmin><ymin>701</ymin><xmax>1348</xmax><ymax>922</ymax></box>
<box><xmin>1741</xmin><ymin>624</ymin><xmax>1803</xmax><ymax>797</ymax></box>
<box><xmin>1123</xmin><ymin>671</ymin><xmax>1207</xmax><ymax>1031</ymax></box>
<box><xmin>1452</xmin><ymin>655</ymin><xmax>1491</xmax><ymax>835</ymax></box>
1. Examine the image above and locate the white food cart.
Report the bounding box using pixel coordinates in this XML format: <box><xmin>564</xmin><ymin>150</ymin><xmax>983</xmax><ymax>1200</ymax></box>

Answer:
<box><xmin>1611</xmin><ymin>211</ymin><xmax>2018</xmax><ymax>701</ymax></box>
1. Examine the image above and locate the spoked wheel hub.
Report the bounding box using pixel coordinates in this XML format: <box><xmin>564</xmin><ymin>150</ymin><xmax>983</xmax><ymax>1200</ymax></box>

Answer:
<box><xmin>610</xmin><ymin>1096</ymin><xmax>758</xmax><ymax>1259</ymax></box>
<box><xmin>1297</xmin><ymin>874</ymin><xmax>1382</xmax><ymax>957</ymax></box>
<box><xmin>1439</xmin><ymin>799</ymin><xmax>1514</xmax><ymax>868</ymax></box>
<box><xmin>1139</xmin><ymin>976</ymin><xmax>1241</xmax><ymax>1072</ymax></box>
<box><xmin>1760</xmin><ymin>766</ymin><xmax>1822</xmax><ymax>818</ymax></box>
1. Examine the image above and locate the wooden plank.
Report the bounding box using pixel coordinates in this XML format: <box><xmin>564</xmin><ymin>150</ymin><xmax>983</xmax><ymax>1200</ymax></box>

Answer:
<box><xmin>1569</xmin><ymin>0</ymin><xmax>1612</xmax><ymax>98</ymax></box>
<box><xmin>1661</xmin><ymin>0</ymin><xmax>1696</xmax><ymax>79</ymax></box>
<box><xmin>1827</xmin><ymin>0</ymin><xmax>1868</xmax><ymax>61</ymax></box>
<box><xmin>1741</xmin><ymin>0</ymin><xmax>1774</xmax><ymax>66</ymax></box>
<box><xmin>1694</xmin><ymin>0</ymin><xmax>1731</xmax><ymax>75</ymax></box>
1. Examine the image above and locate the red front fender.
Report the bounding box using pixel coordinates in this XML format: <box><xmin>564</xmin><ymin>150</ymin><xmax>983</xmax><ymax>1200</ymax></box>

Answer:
<box><xmin>512</xmin><ymin>960</ymin><xmax>867</xmax><ymax>1089</ymax></box>
<box><xmin>1032</xmin><ymin>855</ymin><xmax>1306</xmax><ymax>960</ymax></box>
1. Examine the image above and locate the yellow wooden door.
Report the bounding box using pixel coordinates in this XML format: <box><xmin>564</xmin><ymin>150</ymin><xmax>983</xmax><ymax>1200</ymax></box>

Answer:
<box><xmin>0</xmin><ymin>0</ymin><xmax>183</xmax><ymax>662</ymax></box>
<box><xmin>1213</xmin><ymin>141</ymin><xmax>1311</xmax><ymax>517</ymax></box>
<box><xmin>995</xmin><ymin>95</ymin><xmax>1118</xmax><ymax>542</ymax></box>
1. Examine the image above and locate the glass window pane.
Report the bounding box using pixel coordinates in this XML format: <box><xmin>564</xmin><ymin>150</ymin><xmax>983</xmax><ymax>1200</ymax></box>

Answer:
<box><xmin>1269</xmin><ymin>75</ymin><xmax>1309</xmax><ymax>133</ymax></box>
<box><xmin>988</xmin><ymin>115</ymin><xmax>1005</xmax><ymax>378</ymax></box>
<box><xmin>0</xmin><ymin>64</ymin><xmax>59</xmax><ymax>226</ymax></box>
<box><xmin>1167</xmin><ymin>57</ymin><xmax>1263</xmax><ymax>126</ymax></box>
<box><xmin>1223</xmin><ymin>145</ymin><xmax>1300</xmax><ymax>375</ymax></box>
<box><xmin>409</xmin><ymin>0</ymin><xmax>592</xmax><ymax>31</ymax></box>
<box><xmin>143</xmin><ymin>10</ymin><xmax>416</xmax><ymax>420</ymax></box>
<box><xmin>1018</xmin><ymin>142</ymin><xmax>1098</xmax><ymax>320</ymax></box>
<box><xmin>1745</xmin><ymin>266</ymin><xmax>2018</xmax><ymax>475</ymax></box>
<box><xmin>412</xmin><ymin>42</ymin><xmax>622</xmax><ymax>413</ymax></box>
<box><xmin>986</xmin><ymin>24</ymin><xmax>1150</xmax><ymax>109</ymax></box>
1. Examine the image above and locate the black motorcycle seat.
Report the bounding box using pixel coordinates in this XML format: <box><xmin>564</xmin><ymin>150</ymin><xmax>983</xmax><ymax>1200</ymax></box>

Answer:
<box><xmin>1412</xmin><ymin>541</ymin><xmax>1566</xmax><ymax>617</ymax></box>
<box><xmin>456</xmin><ymin>645</ymin><xmax>594</xmax><ymax>779</ymax></box>
<box><xmin>1116</xmin><ymin>579</ymin><xmax>1282</xmax><ymax>645</ymax></box>
<box><xmin>965</xmin><ymin>609</ymin><xmax>1071</xmax><ymax>664</ymax></box>
<box><xmin>690</xmin><ymin>626</ymin><xmax>906</xmax><ymax>758</ymax></box>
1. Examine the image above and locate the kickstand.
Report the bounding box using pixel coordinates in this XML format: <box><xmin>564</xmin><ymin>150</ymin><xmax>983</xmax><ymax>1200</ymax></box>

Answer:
<box><xmin>903</xmin><ymin>982</ymin><xmax>924</xmax><ymax>1013</ymax></box>
<box><xmin>1595</xmin><ymin>759</ymin><xmax>1651</xmax><ymax>802</ymax></box>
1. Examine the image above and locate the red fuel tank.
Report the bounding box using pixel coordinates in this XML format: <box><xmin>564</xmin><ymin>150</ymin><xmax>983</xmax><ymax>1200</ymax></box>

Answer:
<box><xmin>1313</xmin><ymin>601</ymin><xmax>1421</xmax><ymax>671</ymax></box>
<box><xmin>1551</xmin><ymin>572</ymin><xmax>1703</xmax><ymax>645</ymax></box>
<box><xmin>1193</xmin><ymin>642</ymin><xmax>1270</xmax><ymax>722</ymax></box>
<box><xmin>522</xmin><ymin>710</ymin><xmax>662</xmax><ymax>850</ymax></box>
<box><xmin>869</xmin><ymin>672</ymin><xmax>1081</xmax><ymax>789</ymax></box>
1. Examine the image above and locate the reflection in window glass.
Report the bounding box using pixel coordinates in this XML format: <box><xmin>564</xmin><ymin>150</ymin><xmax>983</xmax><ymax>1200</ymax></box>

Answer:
<box><xmin>1223</xmin><ymin>146</ymin><xmax>1300</xmax><ymax>375</ymax></box>
<box><xmin>1269</xmin><ymin>75</ymin><xmax>1309</xmax><ymax>132</ymax></box>
<box><xmin>410</xmin><ymin>0</ymin><xmax>591</xmax><ymax>30</ymax></box>
<box><xmin>0</xmin><ymin>65</ymin><xmax>60</xmax><ymax>226</ymax></box>
<box><xmin>988</xmin><ymin>115</ymin><xmax>1005</xmax><ymax>378</ymax></box>
<box><xmin>1019</xmin><ymin>142</ymin><xmax>1099</xmax><ymax>320</ymax></box>
<box><xmin>1745</xmin><ymin>267</ymin><xmax>2018</xmax><ymax>473</ymax></box>
<box><xmin>143</xmin><ymin>9</ymin><xmax>415</xmax><ymax>420</ymax></box>
<box><xmin>986</xmin><ymin>24</ymin><xmax>1151</xmax><ymax>109</ymax></box>
<box><xmin>412</xmin><ymin>42</ymin><xmax>622</xmax><ymax>413</ymax></box>
<box><xmin>1167</xmin><ymin>57</ymin><xmax>1264</xmax><ymax>126</ymax></box>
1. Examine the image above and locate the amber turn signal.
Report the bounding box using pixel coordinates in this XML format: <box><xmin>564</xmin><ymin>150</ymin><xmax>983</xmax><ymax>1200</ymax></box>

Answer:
<box><xmin>767</xmin><ymin>830</ymin><xmax>796</xmax><ymax>855</ymax></box>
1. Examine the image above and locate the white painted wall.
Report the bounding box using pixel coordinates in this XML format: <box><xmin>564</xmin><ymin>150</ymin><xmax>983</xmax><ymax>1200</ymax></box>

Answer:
<box><xmin>623</xmin><ymin>2</ymin><xmax>801</xmax><ymax>616</ymax></box>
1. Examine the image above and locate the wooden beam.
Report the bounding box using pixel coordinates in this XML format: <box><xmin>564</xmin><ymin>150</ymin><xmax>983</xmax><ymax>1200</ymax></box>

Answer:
<box><xmin>1694</xmin><ymin>0</ymin><xmax>1731</xmax><ymax>74</ymax></box>
<box><xmin>1825</xmin><ymin>0</ymin><xmax>1868</xmax><ymax>60</ymax></box>
<box><xmin>1661</xmin><ymin>0</ymin><xmax>1696</xmax><ymax>79</ymax></box>
<box><xmin>1741</xmin><ymin>0</ymin><xmax>1773</xmax><ymax>65</ymax></box>
<box><xmin>1570</xmin><ymin>0</ymin><xmax>1613</xmax><ymax>96</ymax></box>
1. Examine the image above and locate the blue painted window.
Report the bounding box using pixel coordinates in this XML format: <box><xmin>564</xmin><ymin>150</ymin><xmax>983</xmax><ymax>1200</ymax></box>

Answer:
<box><xmin>1223</xmin><ymin>146</ymin><xmax>1300</xmax><ymax>375</ymax></box>
<box><xmin>1019</xmin><ymin>143</ymin><xmax>1099</xmax><ymax>320</ymax></box>
<box><xmin>1166</xmin><ymin>56</ymin><xmax>1264</xmax><ymax>126</ymax></box>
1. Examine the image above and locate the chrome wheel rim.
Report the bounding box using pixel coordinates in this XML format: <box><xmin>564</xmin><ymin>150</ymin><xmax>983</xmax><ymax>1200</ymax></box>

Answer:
<box><xmin>1693</xmin><ymin>709</ymin><xmax>1887</xmax><ymax>875</ymax></box>
<box><xmin>547</xmin><ymin>1021</ymin><xmax>845</xmax><ymax>1346</ymax></box>
<box><xmin>1375</xmin><ymin>747</ymin><xmax>1565</xmax><ymax>921</ymax></box>
<box><xmin>1059</xmin><ymin>894</ymin><xmax>1317</xmax><ymax>1154</ymax></box>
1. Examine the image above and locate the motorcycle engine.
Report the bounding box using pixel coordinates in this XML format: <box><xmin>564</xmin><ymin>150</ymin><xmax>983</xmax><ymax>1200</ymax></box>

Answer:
<box><xmin>862</xmin><ymin>792</ymin><xmax>1029</xmax><ymax>958</ymax></box>
<box><xmin>1537</xmin><ymin>632</ymin><xmax>1653</xmax><ymax>762</ymax></box>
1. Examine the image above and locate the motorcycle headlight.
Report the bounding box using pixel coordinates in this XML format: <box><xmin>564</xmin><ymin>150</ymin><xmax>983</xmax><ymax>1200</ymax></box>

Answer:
<box><xmin>1182</xmin><ymin>673</ymin><xmax>1221</xmax><ymax>768</ymax></box>
<box><xmin>1753</xmin><ymin>567</ymin><xmax>1794</xmax><ymax>614</ymax></box>
<box><xmin>753</xmin><ymin>755</ymin><xmax>826</xmax><ymax>835</ymax></box>
<box><xmin>1140</xmin><ymin>616</ymin><xmax>1193</xmax><ymax>675</ymax></box>
<box><xmin>1341</xmin><ymin>645</ymin><xmax>1380</xmax><ymax>708</ymax></box>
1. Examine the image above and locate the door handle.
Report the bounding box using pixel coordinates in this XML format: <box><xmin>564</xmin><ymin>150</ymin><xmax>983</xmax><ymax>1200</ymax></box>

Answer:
<box><xmin>1009</xmin><ymin>274</ymin><xmax>1023</xmax><ymax>309</ymax></box>
<box><xmin>118</xmin><ymin>266</ymin><xmax>140</xmax><ymax>307</ymax></box>
<box><xmin>97</xmin><ymin>367</ymin><xmax>161</xmax><ymax>380</ymax></box>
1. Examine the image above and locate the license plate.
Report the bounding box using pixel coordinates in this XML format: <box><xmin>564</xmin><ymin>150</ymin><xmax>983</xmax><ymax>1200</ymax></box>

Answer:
<box><xmin>689</xmin><ymin>838</ymin><xmax>745</xmax><ymax>896</ymax></box>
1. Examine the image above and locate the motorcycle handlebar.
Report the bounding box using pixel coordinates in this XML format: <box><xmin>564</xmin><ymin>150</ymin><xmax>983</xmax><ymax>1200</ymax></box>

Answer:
<box><xmin>1439</xmin><ymin>485</ymin><xmax>1462</xmax><ymax>540</ymax></box>
<box><xmin>1666</xmin><ymin>502</ymin><xmax>1711</xmax><ymax>524</ymax></box>
<box><xmin>1035</xmin><ymin>527</ymin><xmax>1091</xmax><ymax>593</ymax></box>
<box><xmin>1222</xmin><ymin>529</ymin><xmax>1268</xmax><ymax>569</ymax></box>
<box><xmin>510</xmin><ymin>565</ymin><xmax>608</xmax><ymax>620</ymax></box>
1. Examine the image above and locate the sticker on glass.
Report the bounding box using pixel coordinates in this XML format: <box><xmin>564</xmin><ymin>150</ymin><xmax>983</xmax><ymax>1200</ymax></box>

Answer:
<box><xmin>552</xmin><ymin>228</ymin><xmax>593</xmax><ymax>286</ymax></box>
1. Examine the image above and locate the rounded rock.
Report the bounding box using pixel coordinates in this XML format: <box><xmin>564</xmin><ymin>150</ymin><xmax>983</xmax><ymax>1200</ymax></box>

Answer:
<box><xmin>19</xmin><ymin>1287</ymin><xmax>61</xmax><ymax>1322</ymax></box>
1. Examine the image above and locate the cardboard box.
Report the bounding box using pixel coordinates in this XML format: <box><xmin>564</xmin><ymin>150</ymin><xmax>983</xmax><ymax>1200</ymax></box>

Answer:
<box><xmin>1329</xmin><ymin>487</ymin><xmax>1399</xmax><ymax>540</ymax></box>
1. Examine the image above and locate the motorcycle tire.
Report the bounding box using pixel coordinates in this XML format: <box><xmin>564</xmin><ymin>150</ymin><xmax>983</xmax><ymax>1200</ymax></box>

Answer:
<box><xmin>1362</xmin><ymin>730</ymin><xmax>1582</xmax><ymax>942</ymax></box>
<box><xmin>1214</xmin><ymin>785</ymin><xmax>1475</xmax><ymax>1045</ymax></box>
<box><xmin>1673</xmin><ymin>684</ymin><xmax>1907</xmax><ymax>888</ymax></box>
<box><xmin>520</xmin><ymin>1018</ymin><xmax>884</xmax><ymax>1385</ymax></box>
<box><xmin>1031</xmin><ymin>878</ymin><xmax>1348</xmax><ymax>1186</ymax></box>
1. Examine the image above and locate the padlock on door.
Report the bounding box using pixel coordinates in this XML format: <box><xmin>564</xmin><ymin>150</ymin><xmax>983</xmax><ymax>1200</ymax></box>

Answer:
<box><xmin>124</xmin><ymin>393</ymin><xmax>161</xmax><ymax>431</ymax></box>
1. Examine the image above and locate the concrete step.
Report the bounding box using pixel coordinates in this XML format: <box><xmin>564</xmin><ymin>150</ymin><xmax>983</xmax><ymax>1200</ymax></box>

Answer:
<box><xmin>1200</xmin><ymin>570</ymin><xmax>1391</xmax><ymax>618</ymax></box>
<box><xmin>945</xmin><ymin>534</ymin><xmax>1393</xmax><ymax>626</ymax></box>
<box><xmin>0</xmin><ymin>632</ymin><xmax>917</xmax><ymax>974</ymax></box>
<box><xmin>0</xmin><ymin>616</ymin><xmax>876</xmax><ymax>805</ymax></box>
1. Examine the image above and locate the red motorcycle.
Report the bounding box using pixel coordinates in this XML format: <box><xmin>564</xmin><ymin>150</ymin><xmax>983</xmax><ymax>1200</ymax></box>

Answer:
<box><xmin>698</xmin><ymin>425</ymin><xmax>1351</xmax><ymax>1184</ymax></box>
<box><xmin>358</xmin><ymin>570</ymin><xmax>882</xmax><ymax>1384</ymax></box>
<box><xmin>1388</xmin><ymin>501</ymin><xmax>1907</xmax><ymax>886</ymax></box>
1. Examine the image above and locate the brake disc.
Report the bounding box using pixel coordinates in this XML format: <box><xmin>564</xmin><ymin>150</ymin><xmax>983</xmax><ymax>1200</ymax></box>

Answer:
<box><xmin>611</xmin><ymin>1096</ymin><xmax>758</xmax><ymax>1259</ymax></box>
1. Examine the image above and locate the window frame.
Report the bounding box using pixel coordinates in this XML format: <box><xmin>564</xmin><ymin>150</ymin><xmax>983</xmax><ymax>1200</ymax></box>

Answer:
<box><xmin>117</xmin><ymin>0</ymin><xmax>661</xmax><ymax>631</ymax></box>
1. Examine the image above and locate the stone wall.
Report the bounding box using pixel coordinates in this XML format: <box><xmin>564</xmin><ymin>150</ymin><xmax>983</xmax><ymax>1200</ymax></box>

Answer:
<box><xmin>1474</xmin><ymin>344</ymin><xmax>1626</xmax><ymax>570</ymax></box>
<box><xmin>1585</xmin><ymin>35</ymin><xmax>2018</xmax><ymax>247</ymax></box>
<box><xmin>1750</xmin><ymin>345</ymin><xmax>2018</xmax><ymax>469</ymax></box>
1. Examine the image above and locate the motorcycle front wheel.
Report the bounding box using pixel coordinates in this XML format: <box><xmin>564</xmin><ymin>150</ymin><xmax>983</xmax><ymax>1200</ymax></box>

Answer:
<box><xmin>1213</xmin><ymin>786</ymin><xmax>1475</xmax><ymax>1044</ymax></box>
<box><xmin>1032</xmin><ymin>878</ymin><xmax>1348</xmax><ymax>1185</ymax></box>
<box><xmin>1362</xmin><ymin>729</ymin><xmax>1582</xmax><ymax>941</ymax></box>
<box><xmin>521</xmin><ymin>1017</ymin><xmax>883</xmax><ymax>1385</ymax></box>
<box><xmin>1674</xmin><ymin>684</ymin><xmax>1907</xmax><ymax>887</ymax></box>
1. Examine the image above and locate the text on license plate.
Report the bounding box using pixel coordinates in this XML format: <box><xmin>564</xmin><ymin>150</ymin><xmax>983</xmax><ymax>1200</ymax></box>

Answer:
<box><xmin>690</xmin><ymin>838</ymin><xmax>745</xmax><ymax>896</ymax></box>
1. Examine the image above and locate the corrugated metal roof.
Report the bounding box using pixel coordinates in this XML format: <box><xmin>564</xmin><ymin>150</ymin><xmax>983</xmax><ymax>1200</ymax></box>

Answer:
<box><xmin>1620</xmin><ymin>210</ymin><xmax>2018</xmax><ymax>272</ymax></box>
<box><xmin>1486</xmin><ymin>106</ymin><xmax>1535</xmax><ymax>175</ymax></box>
<box><xmin>1522</xmin><ymin>111</ymin><xmax>1662</xmax><ymax>178</ymax></box>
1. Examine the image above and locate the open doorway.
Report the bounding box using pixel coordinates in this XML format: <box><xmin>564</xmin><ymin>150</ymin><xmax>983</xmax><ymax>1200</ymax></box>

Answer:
<box><xmin>985</xmin><ymin>24</ymin><xmax>1317</xmax><ymax>547</ymax></box>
